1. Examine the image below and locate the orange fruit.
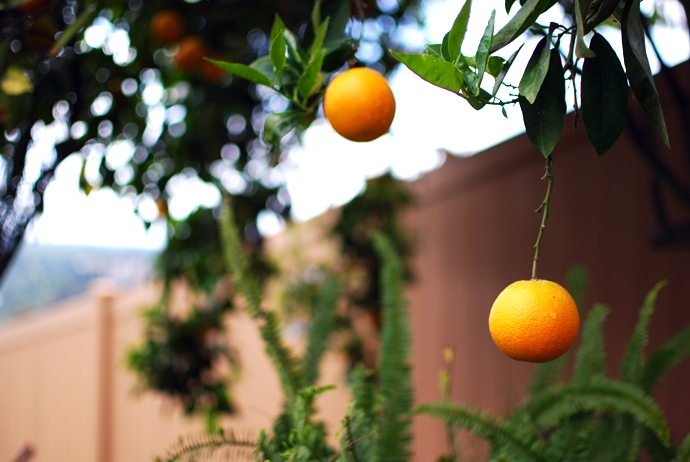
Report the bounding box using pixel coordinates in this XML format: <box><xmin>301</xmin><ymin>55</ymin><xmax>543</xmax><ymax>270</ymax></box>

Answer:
<box><xmin>150</xmin><ymin>10</ymin><xmax>185</xmax><ymax>43</ymax></box>
<box><xmin>174</xmin><ymin>36</ymin><xmax>207</xmax><ymax>72</ymax></box>
<box><xmin>323</xmin><ymin>67</ymin><xmax>395</xmax><ymax>142</ymax></box>
<box><xmin>18</xmin><ymin>0</ymin><xmax>48</xmax><ymax>15</ymax></box>
<box><xmin>489</xmin><ymin>279</ymin><xmax>580</xmax><ymax>363</ymax></box>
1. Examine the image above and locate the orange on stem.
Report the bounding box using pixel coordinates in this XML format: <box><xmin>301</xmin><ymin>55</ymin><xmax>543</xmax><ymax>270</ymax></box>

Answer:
<box><xmin>323</xmin><ymin>67</ymin><xmax>395</xmax><ymax>142</ymax></box>
<box><xmin>489</xmin><ymin>279</ymin><xmax>580</xmax><ymax>363</ymax></box>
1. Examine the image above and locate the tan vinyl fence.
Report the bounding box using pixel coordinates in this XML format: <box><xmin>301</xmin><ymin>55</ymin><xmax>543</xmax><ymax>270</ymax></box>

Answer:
<box><xmin>0</xmin><ymin>281</ymin><xmax>350</xmax><ymax>461</ymax></box>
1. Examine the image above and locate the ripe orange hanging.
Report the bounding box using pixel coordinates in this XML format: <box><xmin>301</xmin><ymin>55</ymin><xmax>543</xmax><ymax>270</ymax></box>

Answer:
<box><xmin>489</xmin><ymin>279</ymin><xmax>580</xmax><ymax>363</ymax></box>
<box><xmin>323</xmin><ymin>67</ymin><xmax>395</xmax><ymax>142</ymax></box>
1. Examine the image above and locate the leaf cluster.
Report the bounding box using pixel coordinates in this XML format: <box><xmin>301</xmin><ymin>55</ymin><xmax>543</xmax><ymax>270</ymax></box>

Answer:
<box><xmin>126</xmin><ymin>296</ymin><xmax>237</xmax><ymax>420</ymax></box>
<box><xmin>392</xmin><ymin>0</ymin><xmax>670</xmax><ymax>157</ymax></box>
<box><xmin>422</xmin><ymin>277</ymin><xmax>690</xmax><ymax>462</ymax></box>
<box><xmin>208</xmin><ymin>3</ymin><xmax>358</xmax><ymax>148</ymax></box>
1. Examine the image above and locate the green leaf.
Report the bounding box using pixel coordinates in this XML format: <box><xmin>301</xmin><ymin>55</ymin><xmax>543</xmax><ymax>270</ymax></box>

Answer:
<box><xmin>581</xmin><ymin>33</ymin><xmax>629</xmax><ymax>155</ymax></box>
<box><xmin>519</xmin><ymin>35</ymin><xmax>552</xmax><ymax>104</ymax></box>
<box><xmin>284</xmin><ymin>28</ymin><xmax>306</xmax><ymax>67</ymax></box>
<box><xmin>392</xmin><ymin>51</ymin><xmax>464</xmax><ymax>94</ymax></box>
<box><xmin>249</xmin><ymin>56</ymin><xmax>281</xmax><ymax>85</ymax></box>
<box><xmin>492</xmin><ymin>44</ymin><xmax>523</xmax><ymax>96</ymax></box>
<box><xmin>519</xmin><ymin>48</ymin><xmax>565</xmax><ymax>157</ymax></box>
<box><xmin>506</xmin><ymin>0</ymin><xmax>517</xmax><ymax>13</ymax></box>
<box><xmin>572</xmin><ymin>304</ymin><xmax>609</xmax><ymax>386</ymax></box>
<box><xmin>474</xmin><ymin>10</ymin><xmax>496</xmax><ymax>87</ymax></box>
<box><xmin>574</xmin><ymin>0</ymin><xmax>596</xmax><ymax>58</ymax></box>
<box><xmin>297</xmin><ymin>49</ymin><xmax>326</xmax><ymax>99</ymax></box>
<box><xmin>269</xmin><ymin>16</ymin><xmax>286</xmax><ymax>81</ymax></box>
<box><xmin>206</xmin><ymin>59</ymin><xmax>275</xmax><ymax>87</ymax></box>
<box><xmin>309</xmin><ymin>17</ymin><xmax>330</xmax><ymax>59</ymax></box>
<box><xmin>466</xmin><ymin>88</ymin><xmax>492</xmax><ymax>110</ymax></box>
<box><xmin>528</xmin><ymin>377</ymin><xmax>671</xmax><ymax>447</ymax></box>
<box><xmin>487</xmin><ymin>56</ymin><xmax>506</xmax><ymax>78</ymax></box>
<box><xmin>641</xmin><ymin>322</ymin><xmax>690</xmax><ymax>393</ymax></box>
<box><xmin>675</xmin><ymin>432</ymin><xmax>690</xmax><ymax>462</ymax></box>
<box><xmin>263</xmin><ymin>110</ymin><xmax>303</xmax><ymax>147</ymax></box>
<box><xmin>322</xmin><ymin>0</ymin><xmax>350</xmax><ymax>48</ymax></box>
<box><xmin>302</xmin><ymin>277</ymin><xmax>340</xmax><ymax>386</ymax></box>
<box><xmin>441</xmin><ymin>32</ymin><xmax>452</xmax><ymax>61</ymax></box>
<box><xmin>458</xmin><ymin>58</ymin><xmax>479</xmax><ymax>96</ymax></box>
<box><xmin>491</xmin><ymin>0</ymin><xmax>553</xmax><ymax>53</ymax></box>
<box><xmin>620</xmin><ymin>281</ymin><xmax>667</xmax><ymax>385</ymax></box>
<box><xmin>373</xmin><ymin>233</ymin><xmax>414</xmax><ymax>462</ymax></box>
<box><xmin>448</xmin><ymin>0</ymin><xmax>473</xmax><ymax>62</ymax></box>
<box><xmin>417</xmin><ymin>402</ymin><xmax>551</xmax><ymax>462</ymax></box>
<box><xmin>621</xmin><ymin>0</ymin><xmax>670</xmax><ymax>147</ymax></box>
<box><xmin>425</xmin><ymin>44</ymin><xmax>444</xmax><ymax>60</ymax></box>
<box><xmin>584</xmin><ymin>0</ymin><xmax>621</xmax><ymax>33</ymax></box>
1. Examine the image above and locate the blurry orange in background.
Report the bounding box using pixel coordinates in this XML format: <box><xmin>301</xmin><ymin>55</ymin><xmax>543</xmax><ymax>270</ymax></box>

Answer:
<box><xmin>173</xmin><ymin>36</ymin><xmax>207</xmax><ymax>72</ymax></box>
<box><xmin>150</xmin><ymin>9</ymin><xmax>185</xmax><ymax>43</ymax></box>
<box><xmin>18</xmin><ymin>0</ymin><xmax>49</xmax><ymax>15</ymax></box>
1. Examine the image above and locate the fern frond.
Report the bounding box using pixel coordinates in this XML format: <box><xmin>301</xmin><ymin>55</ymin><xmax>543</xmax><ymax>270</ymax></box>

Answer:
<box><xmin>572</xmin><ymin>304</ymin><xmax>609</xmax><ymax>385</ymax></box>
<box><xmin>674</xmin><ymin>431</ymin><xmax>690</xmax><ymax>462</ymax></box>
<box><xmin>372</xmin><ymin>233</ymin><xmax>413</xmax><ymax>462</ymax></box>
<box><xmin>565</xmin><ymin>264</ymin><xmax>589</xmax><ymax>311</ymax></box>
<box><xmin>418</xmin><ymin>402</ymin><xmax>552</xmax><ymax>462</ymax></box>
<box><xmin>528</xmin><ymin>355</ymin><xmax>568</xmax><ymax>397</ymax></box>
<box><xmin>641</xmin><ymin>324</ymin><xmax>690</xmax><ymax>393</ymax></box>
<box><xmin>219</xmin><ymin>198</ymin><xmax>303</xmax><ymax>400</ymax></box>
<box><xmin>642</xmin><ymin>426</ymin><xmax>677</xmax><ymax>462</ymax></box>
<box><xmin>160</xmin><ymin>428</ymin><xmax>256</xmax><ymax>462</ymax></box>
<box><xmin>526</xmin><ymin>376</ymin><xmax>670</xmax><ymax>447</ymax></box>
<box><xmin>620</xmin><ymin>281</ymin><xmax>667</xmax><ymax>384</ymax></box>
<box><xmin>302</xmin><ymin>276</ymin><xmax>340</xmax><ymax>386</ymax></box>
<box><xmin>546</xmin><ymin>415</ymin><xmax>596</xmax><ymax>462</ymax></box>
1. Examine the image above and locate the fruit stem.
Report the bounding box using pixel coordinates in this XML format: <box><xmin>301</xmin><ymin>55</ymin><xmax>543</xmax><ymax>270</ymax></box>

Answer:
<box><xmin>531</xmin><ymin>155</ymin><xmax>554</xmax><ymax>280</ymax></box>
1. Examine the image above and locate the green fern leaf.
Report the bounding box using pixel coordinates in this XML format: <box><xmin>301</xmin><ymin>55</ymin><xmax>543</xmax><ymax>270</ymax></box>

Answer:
<box><xmin>527</xmin><ymin>376</ymin><xmax>670</xmax><ymax>447</ymax></box>
<box><xmin>219</xmin><ymin>197</ymin><xmax>304</xmax><ymax>400</ymax></box>
<box><xmin>160</xmin><ymin>428</ymin><xmax>256</xmax><ymax>462</ymax></box>
<box><xmin>418</xmin><ymin>402</ymin><xmax>552</xmax><ymax>462</ymax></box>
<box><xmin>620</xmin><ymin>281</ymin><xmax>667</xmax><ymax>385</ymax></box>
<box><xmin>674</xmin><ymin>431</ymin><xmax>690</xmax><ymax>462</ymax></box>
<box><xmin>302</xmin><ymin>276</ymin><xmax>340</xmax><ymax>386</ymax></box>
<box><xmin>572</xmin><ymin>304</ymin><xmax>609</xmax><ymax>385</ymax></box>
<box><xmin>373</xmin><ymin>233</ymin><xmax>414</xmax><ymax>462</ymax></box>
<box><xmin>642</xmin><ymin>425</ymin><xmax>677</xmax><ymax>462</ymax></box>
<box><xmin>641</xmin><ymin>324</ymin><xmax>690</xmax><ymax>393</ymax></box>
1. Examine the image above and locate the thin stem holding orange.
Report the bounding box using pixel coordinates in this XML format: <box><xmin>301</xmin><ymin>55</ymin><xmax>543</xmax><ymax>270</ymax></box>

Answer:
<box><xmin>531</xmin><ymin>155</ymin><xmax>554</xmax><ymax>280</ymax></box>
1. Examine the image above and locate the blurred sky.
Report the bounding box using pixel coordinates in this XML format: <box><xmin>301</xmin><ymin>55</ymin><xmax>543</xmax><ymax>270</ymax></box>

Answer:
<box><xmin>24</xmin><ymin>0</ymin><xmax>690</xmax><ymax>248</ymax></box>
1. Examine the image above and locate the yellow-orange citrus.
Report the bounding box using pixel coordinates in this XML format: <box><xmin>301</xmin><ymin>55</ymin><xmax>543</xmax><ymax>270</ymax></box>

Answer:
<box><xmin>150</xmin><ymin>10</ymin><xmax>185</xmax><ymax>43</ymax></box>
<box><xmin>323</xmin><ymin>67</ymin><xmax>395</xmax><ymax>142</ymax></box>
<box><xmin>489</xmin><ymin>279</ymin><xmax>580</xmax><ymax>363</ymax></box>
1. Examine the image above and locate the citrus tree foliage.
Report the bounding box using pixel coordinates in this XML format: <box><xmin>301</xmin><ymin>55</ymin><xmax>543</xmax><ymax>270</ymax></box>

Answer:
<box><xmin>0</xmin><ymin>0</ymin><xmax>420</xmax><ymax>281</ymax></box>
<box><xmin>393</xmin><ymin>0</ymin><xmax>669</xmax><ymax>158</ymax></box>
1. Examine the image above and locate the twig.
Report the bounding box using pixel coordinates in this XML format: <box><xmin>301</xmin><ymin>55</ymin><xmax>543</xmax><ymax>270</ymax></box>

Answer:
<box><xmin>531</xmin><ymin>156</ymin><xmax>554</xmax><ymax>280</ymax></box>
